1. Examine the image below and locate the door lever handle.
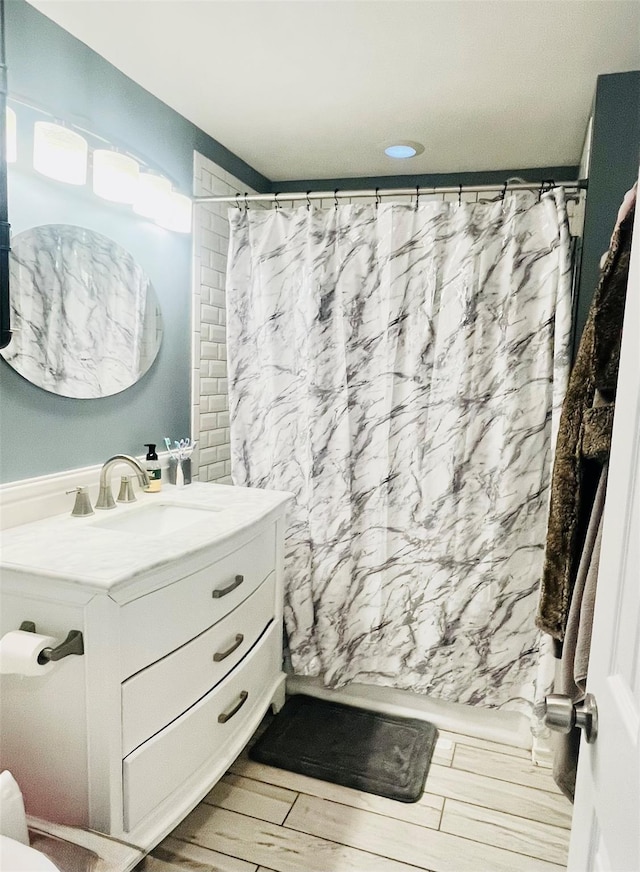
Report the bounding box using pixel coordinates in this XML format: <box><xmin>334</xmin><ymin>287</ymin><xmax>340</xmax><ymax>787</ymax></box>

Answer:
<box><xmin>544</xmin><ymin>692</ymin><xmax>598</xmax><ymax>743</ymax></box>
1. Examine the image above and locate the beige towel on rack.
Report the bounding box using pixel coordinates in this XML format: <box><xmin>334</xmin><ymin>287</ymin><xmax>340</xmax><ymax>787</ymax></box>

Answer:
<box><xmin>553</xmin><ymin>464</ymin><xmax>608</xmax><ymax>801</ymax></box>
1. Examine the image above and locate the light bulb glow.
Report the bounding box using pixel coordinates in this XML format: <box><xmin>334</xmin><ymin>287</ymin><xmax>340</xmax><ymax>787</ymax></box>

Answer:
<box><xmin>133</xmin><ymin>172</ymin><xmax>172</xmax><ymax>219</ymax></box>
<box><xmin>155</xmin><ymin>190</ymin><xmax>192</xmax><ymax>233</ymax></box>
<box><xmin>6</xmin><ymin>107</ymin><xmax>17</xmax><ymax>163</ymax></box>
<box><xmin>33</xmin><ymin>121</ymin><xmax>88</xmax><ymax>184</ymax></box>
<box><xmin>93</xmin><ymin>149</ymin><xmax>140</xmax><ymax>204</ymax></box>
<box><xmin>385</xmin><ymin>144</ymin><xmax>418</xmax><ymax>159</ymax></box>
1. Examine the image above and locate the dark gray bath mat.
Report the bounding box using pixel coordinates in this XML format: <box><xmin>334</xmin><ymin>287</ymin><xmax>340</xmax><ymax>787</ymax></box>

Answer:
<box><xmin>249</xmin><ymin>694</ymin><xmax>438</xmax><ymax>803</ymax></box>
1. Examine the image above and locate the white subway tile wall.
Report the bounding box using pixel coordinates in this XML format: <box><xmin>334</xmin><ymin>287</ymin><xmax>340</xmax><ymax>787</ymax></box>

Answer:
<box><xmin>192</xmin><ymin>152</ymin><xmax>258</xmax><ymax>484</ymax></box>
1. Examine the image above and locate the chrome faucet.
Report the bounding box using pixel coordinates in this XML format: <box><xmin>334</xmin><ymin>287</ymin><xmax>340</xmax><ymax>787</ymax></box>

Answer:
<box><xmin>95</xmin><ymin>454</ymin><xmax>151</xmax><ymax>510</ymax></box>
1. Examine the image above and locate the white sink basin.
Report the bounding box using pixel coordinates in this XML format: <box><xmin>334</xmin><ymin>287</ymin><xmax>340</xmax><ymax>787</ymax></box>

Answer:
<box><xmin>92</xmin><ymin>503</ymin><xmax>221</xmax><ymax>536</ymax></box>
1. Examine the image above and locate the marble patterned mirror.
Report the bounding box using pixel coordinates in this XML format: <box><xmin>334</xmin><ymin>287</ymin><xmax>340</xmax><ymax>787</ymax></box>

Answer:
<box><xmin>1</xmin><ymin>224</ymin><xmax>163</xmax><ymax>398</ymax></box>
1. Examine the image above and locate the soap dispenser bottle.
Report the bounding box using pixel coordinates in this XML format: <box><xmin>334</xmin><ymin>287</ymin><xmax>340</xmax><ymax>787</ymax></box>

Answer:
<box><xmin>144</xmin><ymin>444</ymin><xmax>162</xmax><ymax>493</ymax></box>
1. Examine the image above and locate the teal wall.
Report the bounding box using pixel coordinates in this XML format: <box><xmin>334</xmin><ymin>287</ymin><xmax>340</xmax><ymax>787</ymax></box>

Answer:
<box><xmin>3</xmin><ymin>123</ymin><xmax>191</xmax><ymax>483</ymax></box>
<box><xmin>0</xmin><ymin>0</ymin><xmax>267</xmax><ymax>484</ymax></box>
<box><xmin>274</xmin><ymin>167</ymin><xmax>579</xmax><ymax>194</ymax></box>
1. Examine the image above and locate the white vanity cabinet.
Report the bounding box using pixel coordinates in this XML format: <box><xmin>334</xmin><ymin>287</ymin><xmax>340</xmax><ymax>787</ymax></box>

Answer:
<box><xmin>0</xmin><ymin>483</ymin><xmax>291</xmax><ymax>853</ymax></box>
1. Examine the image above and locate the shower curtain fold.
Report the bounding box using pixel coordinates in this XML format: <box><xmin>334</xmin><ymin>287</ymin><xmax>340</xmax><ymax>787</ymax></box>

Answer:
<box><xmin>226</xmin><ymin>192</ymin><xmax>572</xmax><ymax>720</ymax></box>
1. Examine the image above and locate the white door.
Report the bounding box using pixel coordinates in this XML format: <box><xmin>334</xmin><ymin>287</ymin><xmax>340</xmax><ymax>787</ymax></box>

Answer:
<box><xmin>568</xmin><ymin>190</ymin><xmax>640</xmax><ymax>872</ymax></box>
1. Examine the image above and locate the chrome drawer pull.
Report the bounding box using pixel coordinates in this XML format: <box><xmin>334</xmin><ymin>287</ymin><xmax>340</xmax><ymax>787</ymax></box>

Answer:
<box><xmin>213</xmin><ymin>634</ymin><xmax>244</xmax><ymax>662</ymax></box>
<box><xmin>212</xmin><ymin>574</ymin><xmax>244</xmax><ymax>599</ymax></box>
<box><xmin>217</xmin><ymin>691</ymin><xmax>248</xmax><ymax>724</ymax></box>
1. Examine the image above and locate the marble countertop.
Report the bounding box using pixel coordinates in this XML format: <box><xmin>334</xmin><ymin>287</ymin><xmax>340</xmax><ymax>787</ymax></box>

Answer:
<box><xmin>0</xmin><ymin>483</ymin><xmax>292</xmax><ymax>591</ymax></box>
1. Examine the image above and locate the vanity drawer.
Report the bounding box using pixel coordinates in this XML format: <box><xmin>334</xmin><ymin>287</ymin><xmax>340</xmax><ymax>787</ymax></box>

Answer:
<box><xmin>120</xmin><ymin>525</ymin><xmax>276</xmax><ymax>677</ymax></box>
<box><xmin>121</xmin><ymin>571</ymin><xmax>277</xmax><ymax>755</ymax></box>
<box><xmin>122</xmin><ymin>619</ymin><xmax>281</xmax><ymax>832</ymax></box>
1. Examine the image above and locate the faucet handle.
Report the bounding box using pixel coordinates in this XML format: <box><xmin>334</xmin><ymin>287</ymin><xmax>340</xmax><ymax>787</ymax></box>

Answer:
<box><xmin>66</xmin><ymin>486</ymin><xmax>94</xmax><ymax>517</ymax></box>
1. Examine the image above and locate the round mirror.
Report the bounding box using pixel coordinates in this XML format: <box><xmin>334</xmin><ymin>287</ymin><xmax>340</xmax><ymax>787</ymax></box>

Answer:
<box><xmin>1</xmin><ymin>224</ymin><xmax>163</xmax><ymax>398</ymax></box>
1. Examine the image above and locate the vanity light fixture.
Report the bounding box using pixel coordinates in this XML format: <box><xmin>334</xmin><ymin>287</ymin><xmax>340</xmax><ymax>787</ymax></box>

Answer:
<box><xmin>133</xmin><ymin>172</ymin><xmax>172</xmax><ymax>220</ymax></box>
<box><xmin>9</xmin><ymin>101</ymin><xmax>192</xmax><ymax>233</ymax></box>
<box><xmin>93</xmin><ymin>149</ymin><xmax>140</xmax><ymax>204</ymax></box>
<box><xmin>384</xmin><ymin>141</ymin><xmax>424</xmax><ymax>159</ymax></box>
<box><xmin>6</xmin><ymin>106</ymin><xmax>16</xmax><ymax>163</ymax></box>
<box><xmin>155</xmin><ymin>189</ymin><xmax>192</xmax><ymax>234</ymax></box>
<box><xmin>33</xmin><ymin>121</ymin><xmax>88</xmax><ymax>185</ymax></box>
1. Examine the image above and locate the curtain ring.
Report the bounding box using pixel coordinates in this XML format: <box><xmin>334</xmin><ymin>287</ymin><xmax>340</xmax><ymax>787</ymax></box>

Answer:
<box><xmin>537</xmin><ymin>179</ymin><xmax>554</xmax><ymax>202</ymax></box>
<box><xmin>306</xmin><ymin>191</ymin><xmax>311</xmax><ymax>211</ymax></box>
<box><xmin>244</xmin><ymin>192</ymin><xmax>249</xmax><ymax>211</ymax></box>
<box><xmin>500</xmin><ymin>181</ymin><xmax>508</xmax><ymax>201</ymax></box>
<box><xmin>375</xmin><ymin>187</ymin><xmax>381</xmax><ymax>208</ymax></box>
<box><xmin>235</xmin><ymin>192</ymin><xmax>241</xmax><ymax>211</ymax></box>
<box><xmin>458</xmin><ymin>183</ymin><xmax>463</xmax><ymax>205</ymax></box>
<box><xmin>274</xmin><ymin>192</ymin><xmax>281</xmax><ymax>210</ymax></box>
<box><xmin>415</xmin><ymin>186</ymin><xmax>420</xmax><ymax>208</ymax></box>
<box><xmin>334</xmin><ymin>189</ymin><xmax>339</xmax><ymax>210</ymax></box>
<box><xmin>540</xmin><ymin>178</ymin><xmax>555</xmax><ymax>202</ymax></box>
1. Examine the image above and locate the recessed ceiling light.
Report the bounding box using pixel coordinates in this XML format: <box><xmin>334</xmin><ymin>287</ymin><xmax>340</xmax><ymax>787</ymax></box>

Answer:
<box><xmin>384</xmin><ymin>141</ymin><xmax>424</xmax><ymax>159</ymax></box>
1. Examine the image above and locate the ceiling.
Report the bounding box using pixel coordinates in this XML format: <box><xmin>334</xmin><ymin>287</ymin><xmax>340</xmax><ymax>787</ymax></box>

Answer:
<box><xmin>27</xmin><ymin>1</ymin><xmax>640</xmax><ymax>182</ymax></box>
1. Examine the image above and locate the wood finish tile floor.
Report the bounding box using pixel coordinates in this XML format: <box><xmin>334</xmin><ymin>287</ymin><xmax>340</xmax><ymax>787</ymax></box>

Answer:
<box><xmin>136</xmin><ymin>719</ymin><xmax>573</xmax><ymax>872</ymax></box>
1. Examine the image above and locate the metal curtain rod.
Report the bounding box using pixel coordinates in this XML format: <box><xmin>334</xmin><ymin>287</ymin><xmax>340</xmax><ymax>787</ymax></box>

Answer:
<box><xmin>194</xmin><ymin>180</ymin><xmax>586</xmax><ymax>205</ymax></box>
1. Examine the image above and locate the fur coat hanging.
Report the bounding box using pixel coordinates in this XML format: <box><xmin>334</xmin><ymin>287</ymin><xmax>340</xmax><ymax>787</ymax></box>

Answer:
<box><xmin>536</xmin><ymin>196</ymin><xmax>635</xmax><ymax>643</ymax></box>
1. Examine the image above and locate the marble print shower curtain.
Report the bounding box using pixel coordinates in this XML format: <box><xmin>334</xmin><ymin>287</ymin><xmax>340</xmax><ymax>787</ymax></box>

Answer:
<box><xmin>227</xmin><ymin>191</ymin><xmax>572</xmax><ymax>717</ymax></box>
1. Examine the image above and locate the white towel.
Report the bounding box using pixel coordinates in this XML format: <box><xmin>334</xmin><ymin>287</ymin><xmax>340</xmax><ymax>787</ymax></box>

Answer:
<box><xmin>0</xmin><ymin>770</ymin><xmax>29</xmax><ymax>845</ymax></box>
